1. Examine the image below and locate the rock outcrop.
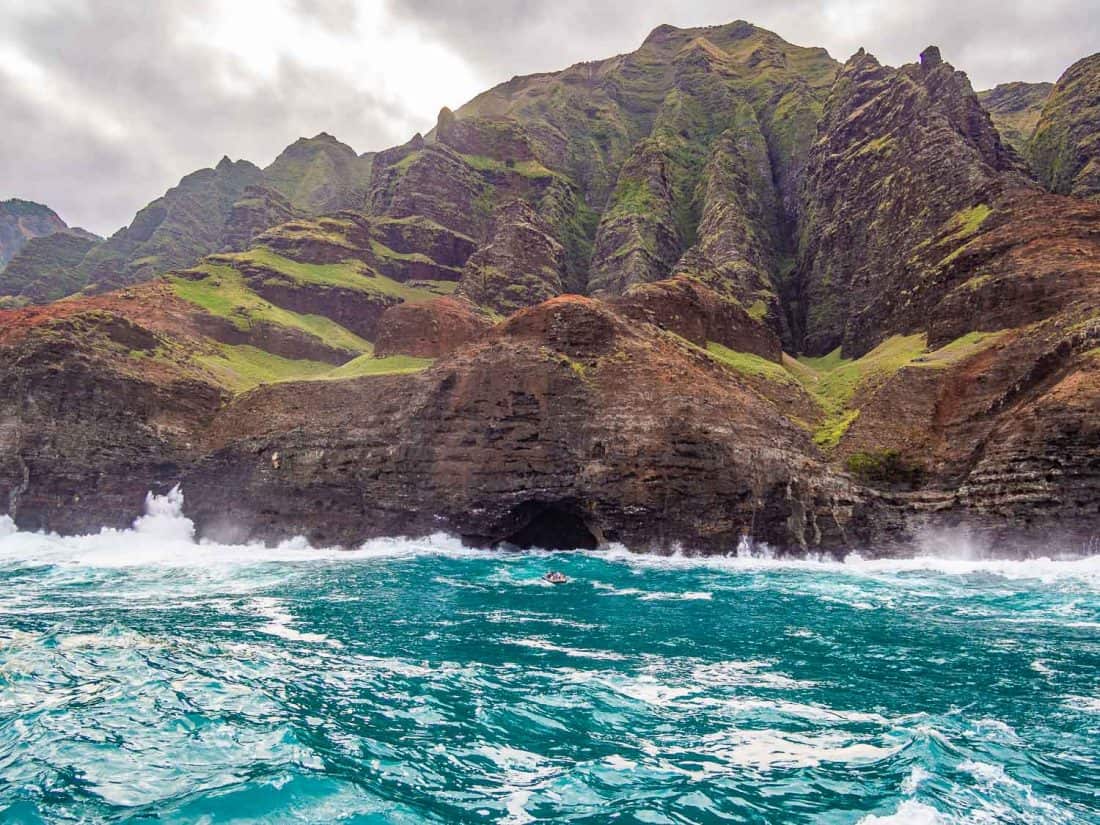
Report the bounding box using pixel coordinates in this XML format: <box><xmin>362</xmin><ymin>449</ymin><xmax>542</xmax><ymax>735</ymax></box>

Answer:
<box><xmin>374</xmin><ymin>297</ymin><xmax>492</xmax><ymax>358</ymax></box>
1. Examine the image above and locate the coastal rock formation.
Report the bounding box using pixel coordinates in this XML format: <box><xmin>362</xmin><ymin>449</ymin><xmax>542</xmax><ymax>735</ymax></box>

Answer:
<box><xmin>182</xmin><ymin>296</ymin><xmax>870</xmax><ymax>552</ymax></box>
<box><xmin>0</xmin><ymin>25</ymin><xmax>1098</xmax><ymax>555</ymax></box>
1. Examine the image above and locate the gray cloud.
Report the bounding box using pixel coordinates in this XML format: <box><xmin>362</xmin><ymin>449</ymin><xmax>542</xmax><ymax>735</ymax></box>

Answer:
<box><xmin>390</xmin><ymin>0</ymin><xmax>1098</xmax><ymax>89</ymax></box>
<box><xmin>1</xmin><ymin>0</ymin><xmax>1097</xmax><ymax>236</ymax></box>
<box><xmin>0</xmin><ymin>0</ymin><xmax>429</xmax><ymax>235</ymax></box>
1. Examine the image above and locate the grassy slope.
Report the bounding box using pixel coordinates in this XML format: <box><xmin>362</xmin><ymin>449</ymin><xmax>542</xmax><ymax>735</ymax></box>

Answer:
<box><xmin>169</xmin><ymin>265</ymin><xmax>373</xmax><ymax>354</ymax></box>
<box><xmin>228</xmin><ymin>247</ymin><xmax>458</xmax><ymax>301</ymax></box>
<box><xmin>324</xmin><ymin>353</ymin><xmax>434</xmax><ymax>379</ymax></box>
<box><xmin>703</xmin><ymin>331</ymin><xmax>1008</xmax><ymax>449</ymax></box>
<box><xmin>169</xmin><ymin>251</ymin><xmax>448</xmax><ymax>393</ymax></box>
<box><xmin>197</xmin><ymin>345</ymin><xmax>434</xmax><ymax>392</ymax></box>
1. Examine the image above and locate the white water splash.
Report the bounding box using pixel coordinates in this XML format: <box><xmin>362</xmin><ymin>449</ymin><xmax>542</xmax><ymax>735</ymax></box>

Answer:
<box><xmin>0</xmin><ymin>487</ymin><xmax>480</xmax><ymax>569</ymax></box>
<box><xmin>0</xmin><ymin>488</ymin><xmax>1097</xmax><ymax>587</ymax></box>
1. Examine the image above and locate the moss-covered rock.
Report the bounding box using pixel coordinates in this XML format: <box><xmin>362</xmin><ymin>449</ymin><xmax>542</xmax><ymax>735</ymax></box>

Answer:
<box><xmin>457</xmin><ymin>200</ymin><xmax>567</xmax><ymax>315</ymax></box>
<box><xmin>262</xmin><ymin>132</ymin><xmax>373</xmax><ymax>214</ymax></box>
<box><xmin>796</xmin><ymin>46</ymin><xmax>1029</xmax><ymax>357</ymax></box>
<box><xmin>1030</xmin><ymin>53</ymin><xmax>1100</xmax><ymax>200</ymax></box>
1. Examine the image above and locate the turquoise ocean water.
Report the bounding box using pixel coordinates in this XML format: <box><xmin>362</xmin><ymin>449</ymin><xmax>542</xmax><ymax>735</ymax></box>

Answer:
<box><xmin>0</xmin><ymin>490</ymin><xmax>1097</xmax><ymax>823</ymax></box>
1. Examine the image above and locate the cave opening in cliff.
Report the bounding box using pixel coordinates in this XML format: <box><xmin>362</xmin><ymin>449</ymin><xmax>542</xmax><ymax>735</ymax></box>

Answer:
<box><xmin>503</xmin><ymin>501</ymin><xmax>599</xmax><ymax>551</ymax></box>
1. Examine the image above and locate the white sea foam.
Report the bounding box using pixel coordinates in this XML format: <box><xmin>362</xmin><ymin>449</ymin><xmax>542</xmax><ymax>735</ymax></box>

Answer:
<box><xmin>594</xmin><ymin>541</ymin><xmax>1100</xmax><ymax>586</ymax></box>
<box><xmin>902</xmin><ymin>766</ymin><xmax>931</xmax><ymax>795</ymax></box>
<box><xmin>1030</xmin><ymin>660</ymin><xmax>1056</xmax><ymax>677</ymax></box>
<box><xmin>1063</xmin><ymin>695</ymin><xmax>1100</xmax><ymax>713</ymax></box>
<box><xmin>503</xmin><ymin>636</ymin><xmax>626</xmax><ymax>661</ymax></box>
<box><xmin>0</xmin><ymin>487</ymin><xmax>482</xmax><ymax>569</ymax></box>
<box><xmin>248</xmin><ymin>597</ymin><xmax>336</xmax><ymax>645</ymax></box>
<box><xmin>1</xmin><ymin>488</ymin><xmax>1097</xmax><ymax>588</ymax></box>
<box><xmin>659</xmin><ymin>729</ymin><xmax>900</xmax><ymax>772</ymax></box>
<box><xmin>858</xmin><ymin>800</ymin><xmax>944</xmax><ymax>824</ymax></box>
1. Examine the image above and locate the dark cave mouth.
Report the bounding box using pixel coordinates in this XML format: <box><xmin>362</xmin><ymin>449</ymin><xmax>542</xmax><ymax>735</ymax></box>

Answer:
<box><xmin>501</xmin><ymin>502</ymin><xmax>600</xmax><ymax>551</ymax></box>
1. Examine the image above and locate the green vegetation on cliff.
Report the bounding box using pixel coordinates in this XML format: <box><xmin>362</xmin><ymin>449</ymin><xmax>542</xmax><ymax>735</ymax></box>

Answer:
<box><xmin>705</xmin><ymin>342</ymin><xmax>796</xmax><ymax>385</ymax></box>
<box><xmin>1030</xmin><ymin>53</ymin><xmax>1100</xmax><ymax>200</ymax></box>
<box><xmin>196</xmin><ymin>345</ymin><xmax>432</xmax><ymax>392</ymax></box>
<box><xmin>224</xmin><ymin>248</ymin><xmax>457</xmax><ymax>302</ymax></box>
<box><xmin>170</xmin><ymin>265</ymin><xmax>372</xmax><ymax>354</ymax></box>
<box><xmin>324</xmin><ymin>353</ymin><xmax>434</xmax><ymax>380</ymax></box>
<box><xmin>788</xmin><ymin>331</ymin><xmax>1008</xmax><ymax>449</ymax></box>
<box><xmin>977</xmin><ymin>82</ymin><xmax>1052</xmax><ymax>155</ymax></box>
<box><xmin>197</xmin><ymin>344</ymin><xmax>336</xmax><ymax>391</ymax></box>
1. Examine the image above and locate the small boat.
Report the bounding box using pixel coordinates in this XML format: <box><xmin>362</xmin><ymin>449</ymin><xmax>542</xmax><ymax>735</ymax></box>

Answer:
<box><xmin>544</xmin><ymin>571</ymin><xmax>569</xmax><ymax>585</ymax></box>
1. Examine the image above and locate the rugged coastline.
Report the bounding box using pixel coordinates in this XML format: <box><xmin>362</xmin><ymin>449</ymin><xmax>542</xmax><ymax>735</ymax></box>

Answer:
<box><xmin>1</xmin><ymin>23</ymin><xmax>1098</xmax><ymax>555</ymax></box>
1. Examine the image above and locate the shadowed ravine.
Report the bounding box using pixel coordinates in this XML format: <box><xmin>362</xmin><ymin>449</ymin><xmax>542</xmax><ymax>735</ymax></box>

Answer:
<box><xmin>0</xmin><ymin>491</ymin><xmax>1097</xmax><ymax>823</ymax></box>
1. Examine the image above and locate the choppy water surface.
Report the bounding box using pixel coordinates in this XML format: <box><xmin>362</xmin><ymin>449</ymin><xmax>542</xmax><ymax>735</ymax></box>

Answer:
<box><xmin>0</xmin><ymin>493</ymin><xmax>1098</xmax><ymax>823</ymax></box>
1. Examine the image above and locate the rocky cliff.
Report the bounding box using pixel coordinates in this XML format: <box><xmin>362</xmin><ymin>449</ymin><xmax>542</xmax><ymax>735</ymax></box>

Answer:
<box><xmin>2</xmin><ymin>136</ymin><xmax>373</xmax><ymax>304</ymax></box>
<box><xmin>977</xmin><ymin>81</ymin><xmax>1052</xmax><ymax>156</ymax></box>
<box><xmin>0</xmin><ymin>24</ymin><xmax>1098</xmax><ymax>555</ymax></box>
<box><xmin>0</xmin><ymin>200</ymin><xmax>68</xmax><ymax>268</ymax></box>
<box><xmin>1030</xmin><ymin>53</ymin><xmax>1100</xmax><ymax>201</ymax></box>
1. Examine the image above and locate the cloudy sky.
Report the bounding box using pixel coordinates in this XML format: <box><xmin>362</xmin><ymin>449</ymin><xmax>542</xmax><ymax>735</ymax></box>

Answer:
<box><xmin>2</xmin><ymin>0</ymin><xmax>1096</xmax><ymax>236</ymax></box>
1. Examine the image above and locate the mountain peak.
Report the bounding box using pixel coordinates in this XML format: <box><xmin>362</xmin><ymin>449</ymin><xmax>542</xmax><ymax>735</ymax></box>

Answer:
<box><xmin>920</xmin><ymin>45</ymin><xmax>943</xmax><ymax>69</ymax></box>
<box><xmin>642</xmin><ymin>23</ymin><xmax>680</xmax><ymax>46</ymax></box>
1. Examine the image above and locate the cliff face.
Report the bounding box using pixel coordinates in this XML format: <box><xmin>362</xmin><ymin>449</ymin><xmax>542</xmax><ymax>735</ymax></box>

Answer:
<box><xmin>977</xmin><ymin>81</ymin><xmax>1052</xmax><ymax>156</ymax></box>
<box><xmin>0</xmin><ymin>200</ymin><xmax>67</xmax><ymax>268</ymax></box>
<box><xmin>1030</xmin><ymin>53</ymin><xmax>1100</xmax><ymax>201</ymax></box>
<box><xmin>0</xmin><ymin>231</ymin><xmax>100</xmax><ymax>305</ymax></box>
<box><xmin>0</xmin><ymin>25</ymin><xmax>1098</xmax><ymax>555</ymax></box>
<box><xmin>796</xmin><ymin>46</ymin><xmax>1030</xmax><ymax>357</ymax></box>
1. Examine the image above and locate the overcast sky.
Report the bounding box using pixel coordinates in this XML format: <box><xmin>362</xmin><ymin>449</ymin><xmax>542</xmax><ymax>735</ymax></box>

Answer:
<box><xmin>2</xmin><ymin>0</ymin><xmax>1096</xmax><ymax>236</ymax></box>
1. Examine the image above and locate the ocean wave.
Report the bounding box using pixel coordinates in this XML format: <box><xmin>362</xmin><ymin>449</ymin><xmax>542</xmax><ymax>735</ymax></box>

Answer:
<box><xmin>1</xmin><ymin>489</ymin><xmax>1097</xmax><ymax>586</ymax></box>
<box><xmin>0</xmin><ymin>487</ymin><xmax>483</xmax><ymax>569</ymax></box>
